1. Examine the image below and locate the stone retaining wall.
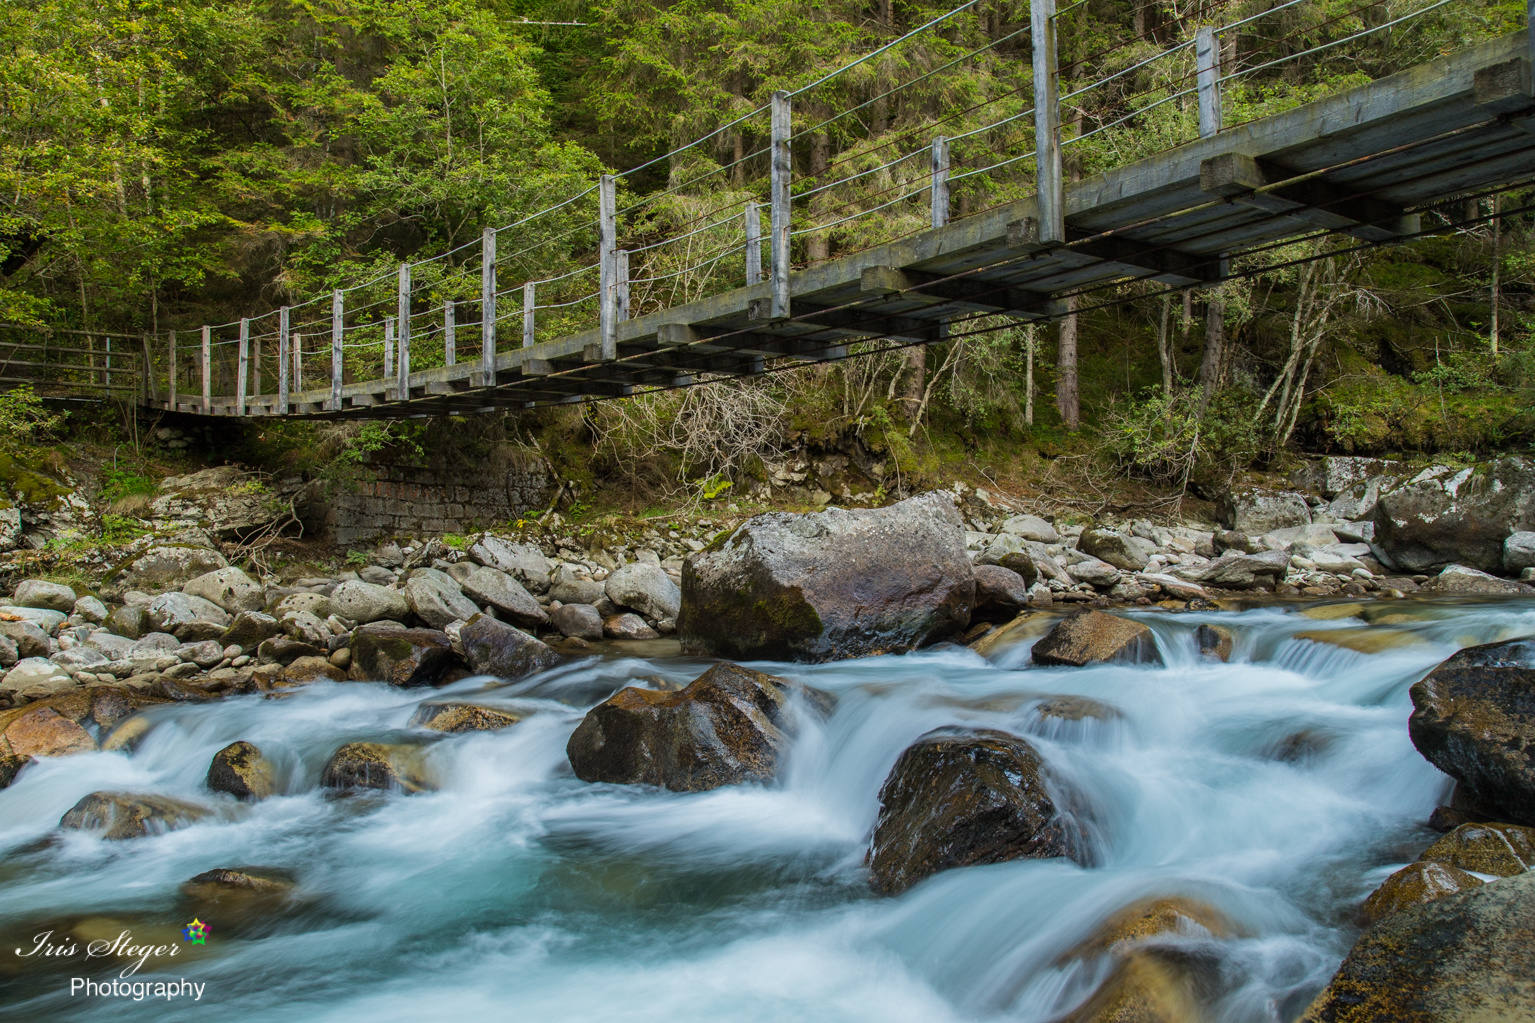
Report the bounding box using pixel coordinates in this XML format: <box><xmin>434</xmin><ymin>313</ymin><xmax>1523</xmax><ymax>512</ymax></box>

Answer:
<box><xmin>329</xmin><ymin>462</ymin><xmax>548</xmax><ymax>546</ymax></box>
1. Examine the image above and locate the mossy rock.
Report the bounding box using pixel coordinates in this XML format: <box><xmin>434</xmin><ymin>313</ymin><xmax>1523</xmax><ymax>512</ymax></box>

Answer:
<box><xmin>1417</xmin><ymin>821</ymin><xmax>1535</xmax><ymax>877</ymax></box>
<box><xmin>1362</xmin><ymin>861</ymin><xmax>1483</xmax><ymax>924</ymax></box>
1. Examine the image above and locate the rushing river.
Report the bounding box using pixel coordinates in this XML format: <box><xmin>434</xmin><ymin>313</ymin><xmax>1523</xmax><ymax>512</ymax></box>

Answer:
<box><xmin>2</xmin><ymin>597</ymin><xmax>1531</xmax><ymax>1022</ymax></box>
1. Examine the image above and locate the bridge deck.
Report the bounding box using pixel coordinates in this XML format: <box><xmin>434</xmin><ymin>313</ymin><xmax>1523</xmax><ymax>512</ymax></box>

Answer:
<box><xmin>164</xmin><ymin>33</ymin><xmax>1535</xmax><ymax>420</ymax></box>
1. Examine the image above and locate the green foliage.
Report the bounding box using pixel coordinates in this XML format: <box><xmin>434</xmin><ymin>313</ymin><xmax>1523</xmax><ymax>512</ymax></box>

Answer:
<box><xmin>99</xmin><ymin>514</ymin><xmax>149</xmax><ymax>544</ymax></box>
<box><xmin>98</xmin><ymin>468</ymin><xmax>158</xmax><ymax>504</ymax></box>
<box><xmin>345</xmin><ymin>548</ymin><xmax>369</xmax><ymax>566</ymax></box>
<box><xmin>1099</xmin><ymin>388</ymin><xmax>1262</xmax><ymax>489</ymax></box>
<box><xmin>441</xmin><ymin>532</ymin><xmax>469</xmax><ymax>550</ymax></box>
<box><xmin>0</xmin><ymin>386</ymin><xmax>65</xmax><ymax>452</ymax></box>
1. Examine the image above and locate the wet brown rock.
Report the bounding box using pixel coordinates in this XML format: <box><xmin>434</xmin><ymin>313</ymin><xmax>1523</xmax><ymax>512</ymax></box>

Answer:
<box><xmin>868</xmin><ymin>728</ymin><xmax>1084</xmax><ymax>895</ymax></box>
<box><xmin>348</xmin><ymin>624</ymin><xmax>454</xmax><ymax>686</ymax></box>
<box><xmin>319</xmin><ymin>741</ymin><xmax>434</xmax><ymax>793</ymax></box>
<box><xmin>59</xmin><ymin>791</ymin><xmax>208</xmax><ymax>839</ymax></box>
<box><xmin>1408</xmin><ymin>639</ymin><xmax>1535</xmax><ymax>826</ymax></box>
<box><xmin>1031</xmin><ymin>608</ymin><xmax>1163</xmax><ymax>668</ymax></box>
<box><xmin>968</xmin><ymin>613</ymin><xmax>1050</xmax><ymax>659</ymax></box>
<box><xmin>679</xmin><ymin>492</ymin><xmax>974</xmax><ymax>662</ymax></box>
<box><xmin>283</xmin><ymin>656</ymin><xmax>346</xmax><ymax>684</ymax></box>
<box><xmin>566</xmin><ymin>662</ymin><xmax>833</xmax><ymax>792</ymax></box>
<box><xmin>0</xmin><ymin>687</ymin><xmax>165</xmax><ymax>787</ymax></box>
<box><xmin>971</xmin><ymin>565</ymin><xmax>1030</xmax><ymax>623</ymax></box>
<box><xmin>180</xmin><ymin>868</ymin><xmax>296</xmax><ymax>914</ymax></box>
<box><xmin>458</xmin><ymin>613</ymin><xmax>560</xmax><ymax>681</ymax></box>
<box><xmin>1194</xmin><ymin>624</ymin><xmax>1232</xmax><ymax>662</ymax></box>
<box><xmin>603</xmin><ymin>612</ymin><xmax>659</xmax><ymax>640</ymax></box>
<box><xmin>1034</xmin><ymin>696</ymin><xmax>1121</xmax><ymax>723</ymax></box>
<box><xmin>1299</xmin><ymin>872</ymin><xmax>1535</xmax><ymax>1023</ymax></box>
<box><xmin>408</xmin><ymin>702</ymin><xmax>522</xmax><ymax>734</ymax></box>
<box><xmin>1062</xmin><ymin>898</ymin><xmax>1233</xmax><ymax>1023</ymax></box>
<box><xmin>1362</xmin><ymin>861</ymin><xmax>1484</xmax><ymax>924</ymax></box>
<box><xmin>206</xmin><ymin>740</ymin><xmax>276</xmax><ymax>801</ymax></box>
<box><xmin>1417</xmin><ymin>821</ymin><xmax>1535</xmax><ymax>877</ymax></box>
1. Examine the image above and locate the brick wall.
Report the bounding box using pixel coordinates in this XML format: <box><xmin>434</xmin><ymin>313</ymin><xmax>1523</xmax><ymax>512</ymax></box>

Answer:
<box><xmin>328</xmin><ymin>461</ymin><xmax>548</xmax><ymax>546</ymax></box>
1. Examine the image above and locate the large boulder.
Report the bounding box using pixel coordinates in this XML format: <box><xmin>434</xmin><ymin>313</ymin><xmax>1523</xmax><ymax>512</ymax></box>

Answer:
<box><xmin>1176</xmin><ymin>549</ymin><xmax>1288</xmax><ymax>590</ymax></box>
<box><xmin>605</xmin><ymin>562</ymin><xmax>681</xmax><ymax>621</ymax></box>
<box><xmin>679</xmin><ymin>491</ymin><xmax>974</xmax><ymax>662</ymax></box>
<box><xmin>547</xmin><ymin>567</ymin><xmax>606</xmax><ymax>605</ymax></box>
<box><xmin>221</xmin><ymin>611</ymin><xmax>283</xmax><ymax>650</ymax></box>
<box><xmin>144</xmin><ymin>591</ymin><xmax>231</xmax><ymax>641</ymax></box>
<box><xmin>0</xmin><ymin>687</ymin><xmax>164</xmax><ymax>785</ymax></box>
<box><xmin>59</xmin><ymin>791</ymin><xmax>208</xmax><ymax>840</ymax></box>
<box><xmin>867</xmin><ymin>727</ymin><xmax>1083</xmax><ymax>895</ymax></box>
<box><xmin>998</xmin><ymin>514</ymin><xmax>1059</xmax><ymax>543</ymax></box>
<box><xmin>107</xmin><ymin>545</ymin><xmax>228</xmax><ymax>597</ymax></box>
<box><xmin>567</xmin><ymin>662</ymin><xmax>832</xmax><ymax>791</ymax></box>
<box><xmin>971</xmin><ymin>565</ymin><xmax>1030</xmax><ymax>623</ymax></box>
<box><xmin>1505</xmin><ymin>531</ymin><xmax>1535</xmax><ymax>574</ymax></box>
<box><xmin>1032</xmin><ymin>609</ymin><xmax>1163</xmax><ymax>667</ymax></box>
<box><xmin>1373</xmin><ymin>458</ymin><xmax>1535</xmax><ymax>573</ymax></box>
<box><xmin>409</xmin><ymin>702</ymin><xmax>522</xmax><ymax>733</ymax></box>
<box><xmin>402</xmin><ymin>571</ymin><xmax>478</xmax><ymax>629</ymax></box>
<box><xmin>1419</xmin><ymin>564</ymin><xmax>1531</xmax><ymax>595</ymax></box>
<box><xmin>0</xmin><ymin>618</ymin><xmax>51</xmax><ymax>659</ymax></box>
<box><xmin>1408</xmin><ymin>640</ymin><xmax>1535</xmax><ymax>826</ymax></box>
<box><xmin>1298</xmin><ymin>872</ymin><xmax>1535</xmax><ymax>1022</ymax></box>
<box><xmin>1418</xmin><ymin>821</ymin><xmax>1535</xmax><ymax>877</ymax></box>
<box><xmin>329</xmin><ymin>580</ymin><xmax>409</xmax><ymax>625</ymax></box>
<box><xmin>320</xmin><ymin>741</ymin><xmax>434</xmax><ymax>792</ymax></box>
<box><xmin>1222</xmin><ymin>486</ymin><xmax>1311</xmax><ymax>534</ymax></box>
<box><xmin>458</xmin><ymin>614</ymin><xmax>559</xmax><ymax>681</ymax></box>
<box><xmin>1362</xmin><ymin>861</ymin><xmax>1483</xmax><ymax>924</ymax></box>
<box><xmin>550</xmin><ymin>603</ymin><xmax>603</xmax><ymax>641</ymax></box>
<box><xmin>1078</xmin><ymin>528</ymin><xmax>1154</xmax><ymax>571</ymax></box>
<box><xmin>150</xmin><ymin>466</ymin><xmax>321</xmax><ymax>540</ymax></box>
<box><xmin>13</xmin><ymin>579</ymin><xmax>76</xmax><ymax>613</ymax></box>
<box><xmin>348</xmin><ymin>624</ymin><xmax>454</xmax><ymax>686</ymax></box>
<box><xmin>1</xmin><ymin>658</ymin><xmax>75</xmax><ymax>701</ymax></box>
<box><xmin>206</xmin><ymin>740</ymin><xmax>276</xmax><ymax>801</ymax></box>
<box><xmin>468</xmin><ymin>536</ymin><xmax>551</xmax><ymax>594</ymax></box>
<box><xmin>459</xmin><ymin>566</ymin><xmax>547</xmax><ymax>628</ymax></box>
<box><xmin>183</xmin><ymin>566</ymin><xmax>264</xmax><ymax>613</ymax></box>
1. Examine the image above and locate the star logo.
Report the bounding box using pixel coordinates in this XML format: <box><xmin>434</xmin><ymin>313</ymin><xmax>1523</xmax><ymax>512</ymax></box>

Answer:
<box><xmin>182</xmin><ymin>919</ymin><xmax>210</xmax><ymax>945</ymax></box>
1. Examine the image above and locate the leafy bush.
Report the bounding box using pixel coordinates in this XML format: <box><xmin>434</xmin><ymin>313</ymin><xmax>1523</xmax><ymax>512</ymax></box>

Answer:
<box><xmin>1098</xmin><ymin>389</ymin><xmax>1262</xmax><ymax>490</ymax></box>
<box><xmin>99</xmin><ymin>467</ymin><xmax>157</xmax><ymax>503</ymax></box>
<box><xmin>0</xmin><ymin>385</ymin><xmax>64</xmax><ymax>452</ymax></box>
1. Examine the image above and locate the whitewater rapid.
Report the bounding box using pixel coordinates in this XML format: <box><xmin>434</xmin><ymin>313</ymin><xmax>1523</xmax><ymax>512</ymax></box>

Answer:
<box><xmin>4</xmin><ymin>597</ymin><xmax>1532</xmax><ymax>1022</ymax></box>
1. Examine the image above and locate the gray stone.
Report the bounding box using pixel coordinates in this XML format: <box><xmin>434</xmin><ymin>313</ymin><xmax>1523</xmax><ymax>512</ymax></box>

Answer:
<box><xmin>0</xmin><ymin>634</ymin><xmax>16</xmax><ymax>668</ymax></box>
<box><xmin>468</xmin><ymin>536</ymin><xmax>552</xmax><ymax>594</ymax></box>
<box><xmin>220</xmin><ymin>611</ymin><xmax>283</xmax><ymax>650</ymax></box>
<box><xmin>605</xmin><ymin>562</ymin><xmax>681</xmax><ymax>621</ymax></box>
<box><xmin>550</xmin><ymin>603</ymin><xmax>603</xmax><ymax>641</ymax></box>
<box><xmin>0</xmin><ymin>619</ymin><xmax>50</xmax><ymax>659</ymax></box>
<box><xmin>0</xmin><ymin>505</ymin><xmax>19</xmax><ymax>553</ymax></box>
<box><xmin>1264</xmin><ymin>523</ymin><xmax>1342</xmax><ymax>548</ymax></box>
<box><xmin>1032</xmin><ymin>608</ymin><xmax>1163</xmax><ymax>667</ymax></box>
<box><xmin>257</xmin><ymin>636</ymin><xmax>326</xmax><ymax>666</ymax></box>
<box><xmin>371</xmin><ymin>542</ymin><xmax>405</xmax><ymax>568</ymax></box>
<box><xmin>145</xmin><ymin>592</ymin><xmax>232</xmax><ymax>641</ymax></box>
<box><xmin>50</xmin><ymin>646</ymin><xmax>109</xmax><ymax>672</ymax></box>
<box><xmin>548</xmin><ymin>567</ymin><xmax>606</xmax><ymax>605</ymax></box>
<box><xmin>1176</xmin><ymin>549</ymin><xmax>1288</xmax><ymax>590</ymax></box>
<box><xmin>71</xmin><ymin>595</ymin><xmax>108</xmax><ymax>624</ymax></box>
<box><xmin>1374</xmin><ymin>458</ymin><xmax>1535</xmax><ymax>573</ymax></box>
<box><xmin>972</xmin><ymin>565</ymin><xmax>1030</xmax><ymax>622</ymax></box>
<box><xmin>347</xmin><ymin>624</ymin><xmax>454</xmax><ymax>685</ymax></box>
<box><xmin>270</xmin><ymin>590</ymin><xmax>332</xmax><ymax>620</ymax></box>
<box><xmin>1223</xmin><ymin>486</ymin><xmax>1312</xmax><ymax>534</ymax></box>
<box><xmin>1421</xmin><ymin>564</ymin><xmax>1531</xmax><ymax>595</ymax></box>
<box><xmin>999</xmin><ymin>514</ymin><xmax>1059</xmax><ymax>543</ymax></box>
<box><xmin>279</xmin><ymin>610</ymin><xmax>332</xmax><ymax>646</ymax></box>
<box><xmin>329</xmin><ymin>580</ymin><xmax>409</xmax><ymax>625</ymax></box>
<box><xmin>459</xmin><ymin>613</ymin><xmax>560</xmax><ymax>681</ymax></box>
<box><xmin>403</xmin><ymin>573</ymin><xmax>479</xmax><ymax>629</ymax></box>
<box><xmin>1078</xmin><ymin>528</ymin><xmax>1154</xmax><ymax>571</ymax></box>
<box><xmin>14</xmin><ymin>579</ymin><xmax>77</xmax><ymax>613</ymax></box>
<box><xmin>3</xmin><ymin>607</ymin><xmax>67</xmax><ymax>636</ymax></box>
<box><xmin>106</xmin><ymin>603</ymin><xmax>148</xmax><ymax>640</ymax></box>
<box><xmin>183</xmin><ymin>566</ymin><xmax>264</xmax><ymax>613</ymax></box>
<box><xmin>1504</xmin><ymin>531</ymin><xmax>1535</xmax><ymax>574</ymax></box>
<box><xmin>109</xmin><ymin>545</ymin><xmax>229</xmax><ymax>596</ymax></box>
<box><xmin>1066</xmin><ymin>556</ymin><xmax>1121</xmax><ymax>588</ymax></box>
<box><xmin>679</xmin><ymin>491</ymin><xmax>974</xmax><ymax>662</ymax></box>
<box><xmin>460</xmin><ymin>566</ymin><xmax>548</xmax><ymax>628</ymax></box>
<box><xmin>604</xmin><ymin>613</ymin><xmax>660</xmax><ymax>640</ymax></box>
<box><xmin>358</xmin><ymin>565</ymin><xmax>395</xmax><ymax>586</ymax></box>
<box><xmin>1</xmin><ymin>657</ymin><xmax>76</xmax><ymax>700</ymax></box>
<box><xmin>128</xmin><ymin>632</ymin><xmax>180</xmax><ymax>658</ymax></box>
<box><xmin>175</xmin><ymin>640</ymin><xmax>226</xmax><ymax>668</ymax></box>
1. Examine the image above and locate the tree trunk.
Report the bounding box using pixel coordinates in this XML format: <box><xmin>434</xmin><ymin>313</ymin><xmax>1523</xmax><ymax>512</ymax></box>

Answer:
<box><xmin>1491</xmin><ymin>193</ymin><xmax>1501</xmax><ymax>358</ymax></box>
<box><xmin>807</xmin><ymin>130</ymin><xmax>831</xmax><ymax>265</ymax></box>
<box><xmin>1056</xmin><ymin>296</ymin><xmax>1080</xmax><ymax>430</ymax></box>
<box><xmin>1025</xmin><ymin>325</ymin><xmax>1036</xmax><ymax>425</ymax></box>
<box><xmin>1157</xmin><ymin>293</ymin><xmax>1173</xmax><ymax>397</ymax></box>
<box><xmin>1133</xmin><ymin>3</ymin><xmax>1146</xmax><ymax>39</ymax></box>
<box><xmin>1199</xmin><ymin>292</ymin><xmax>1224</xmax><ymax>412</ymax></box>
<box><xmin>900</xmin><ymin>346</ymin><xmax>926</xmax><ymax>421</ymax></box>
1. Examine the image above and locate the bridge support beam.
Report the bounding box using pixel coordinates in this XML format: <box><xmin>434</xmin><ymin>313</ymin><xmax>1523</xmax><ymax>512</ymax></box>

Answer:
<box><xmin>277</xmin><ymin>306</ymin><xmax>289</xmax><ymax>415</ymax></box>
<box><xmin>481</xmin><ymin>227</ymin><xmax>497</xmax><ymax>386</ymax></box>
<box><xmin>930</xmin><ymin>136</ymin><xmax>950</xmax><ymax>229</ymax></box>
<box><xmin>200</xmin><ymin>325</ymin><xmax>211</xmax><ymax>413</ymax></box>
<box><xmin>1031</xmin><ymin>0</ymin><xmax>1063</xmax><ymax>244</ymax></box>
<box><xmin>598</xmin><ymin>174</ymin><xmax>618</xmax><ymax>360</ymax></box>
<box><xmin>1200</xmin><ymin>153</ymin><xmax>1418</xmax><ymax>242</ymax></box>
<box><xmin>331</xmin><ymin>289</ymin><xmax>344</xmax><ymax>412</ymax></box>
<box><xmin>445</xmin><ymin>300</ymin><xmax>455</xmax><ymax>366</ymax></box>
<box><xmin>1196</xmin><ymin>26</ymin><xmax>1223</xmax><ymax>139</ymax></box>
<box><xmin>860</xmin><ymin>266</ymin><xmax>1056</xmax><ymax>319</ymax></box>
<box><xmin>237</xmin><ymin>319</ymin><xmax>249</xmax><ymax>416</ymax></box>
<box><xmin>770</xmin><ymin>90</ymin><xmax>792</xmax><ymax>318</ymax></box>
<box><xmin>397</xmin><ymin>263</ymin><xmax>411</xmax><ymax>400</ymax></box>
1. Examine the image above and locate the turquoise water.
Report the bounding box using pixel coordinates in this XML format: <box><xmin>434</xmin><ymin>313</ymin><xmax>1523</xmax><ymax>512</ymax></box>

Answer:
<box><xmin>3</xmin><ymin>598</ymin><xmax>1530</xmax><ymax>1022</ymax></box>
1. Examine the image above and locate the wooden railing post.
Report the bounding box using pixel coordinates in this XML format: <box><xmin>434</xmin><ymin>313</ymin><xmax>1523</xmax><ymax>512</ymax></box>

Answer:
<box><xmin>522</xmin><ymin>282</ymin><xmax>536</xmax><ymax>348</ymax></box>
<box><xmin>397</xmin><ymin>263</ymin><xmax>411</xmax><ymax>400</ymax></box>
<box><xmin>931</xmin><ymin>135</ymin><xmax>950</xmax><ymax>229</ymax></box>
<box><xmin>481</xmin><ymin>227</ymin><xmax>497</xmax><ymax>386</ymax></box>
<box><xmin>200</xmin><ymin>325</ymin><xmax>211</xmax><ymax>413</ymax></box>
<box><xmin>1196</xmin><ymin>26</ymin><xmax>1223</xmax><ymax>138</ymax></box>
<box><xmin>277</xmin><ymin>306</ymin><xmax>289</xmax><ymax>415</ymax></box>
<box><xmin>331</xmin><ymin>289</ymin><xmax>343</xmax><ymax>412</ymax></box>
<box><xmin>292</xmin><ymin>331</ymin><xmax>303</xmax><ymax>393</ymax></box>
<box><xmin>598</xmin><ymin>174</ymin><xmax>618</xmax><ymax>360</ymax></box>
<box><xmin>445</xmin><ymin>300</ymin><xmax>456</xmax><ymax>366</ymax></box>
<box><xmin>770</xmin><ymin>90</ymin><xmax>792</xmax><ymax>318</ymax></box>
<box><xmin>237</xmin><ymin>318</ymin><xmax>249</xmax><ymax>416</ymax></box>
<box><xmin>1031</xmin><ymin>0</ymin><xmax>1064</xmax><ymax>244</ymax></box>
<box><xmin>168</xmin><ymin>330</ymin><xmax>177</xmax><ymax>410</ymax></box>
<box><xmin>744</xmin><ymin>202</ymin><xmax>762</xmax><ymax>285</ymax></box>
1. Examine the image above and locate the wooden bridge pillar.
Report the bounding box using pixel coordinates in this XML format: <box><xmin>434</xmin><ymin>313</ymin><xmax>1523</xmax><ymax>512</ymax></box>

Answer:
<box><xmin>522</xmin><ymin>282</ymin><xmax>536</xmax><ymax>348</ymax></box>
<box><xmin>616</xmin><ymin>248</ymin><xmax>630</xmax><ymax>322</ymax></box>
<box><xmin>744</xmin><ymin>202</ymin><xmax>763</xmax><ymax>285</ymax></box>
<box><xmin>167</xmin><ymin>330</ymin><xmax>176</xmax><ymax>410</ymax></box>
<box><xmin>1196</xmin><ymin>26</ymin><xmax>1223</xmax><ymax>139</ymax></box>
<box><xmin>397</xmin><ymin>263</ymin><xmax>411</xmax><ymax>400</ymax></box>
<box><xmin>770</xmin><ymin>90</ymin><xmax>792</xmax><ymax>318</ymax></box>
<box><xmin>200</xmin><ymin>325</ymin><xmax>211</xmax><ymax>413</ymax></box>
<box><xmin>445</xmin><ymin>300</ymin><xmax>456</xmax><ymax>366</ymax></box>
<box><xmin>277</xmin><ymin>306</ymin><xmax>289</xmax><ymax>415</ymax></box>
<box><xmin>1031</xmin><ymin>0</ymin><xmax>1063</xmax><ymax>244</ymax></box>
<box><xmin>481</xmin><ymin>227</ymin><xmax>497</xmax><ymax>385</ymax></box>
<box><xmin>599</xmin><ymin>174</ymin><xmax>618</xmax><ymax>360</ymax></box>
<box><xmin>331</xmin><ymin>289</ymin><xmax>344</xmax><ymax>412</ymax></box>
<box><xmin>931</xmin><ymin>135</ymin><xmax>950</xmax><ymax>229</ymax></box>
<box><xmin>237</xmin><ymin>318</ymin><xmax>249</xmax><ymax>416</ymax></box>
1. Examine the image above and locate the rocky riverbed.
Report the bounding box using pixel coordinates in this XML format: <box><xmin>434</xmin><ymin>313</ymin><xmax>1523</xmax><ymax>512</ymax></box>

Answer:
<box><xmin>2</xmin><ymin>456</ymin><xmax>1534</xmax><ymax>1021</ymax></box>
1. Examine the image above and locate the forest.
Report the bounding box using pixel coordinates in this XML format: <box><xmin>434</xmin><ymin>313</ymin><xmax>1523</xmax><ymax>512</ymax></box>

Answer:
<box><xmin>1</xmin><ymin>0</ymin><xmax>1531</xmax><ymax>507</ymax></box>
